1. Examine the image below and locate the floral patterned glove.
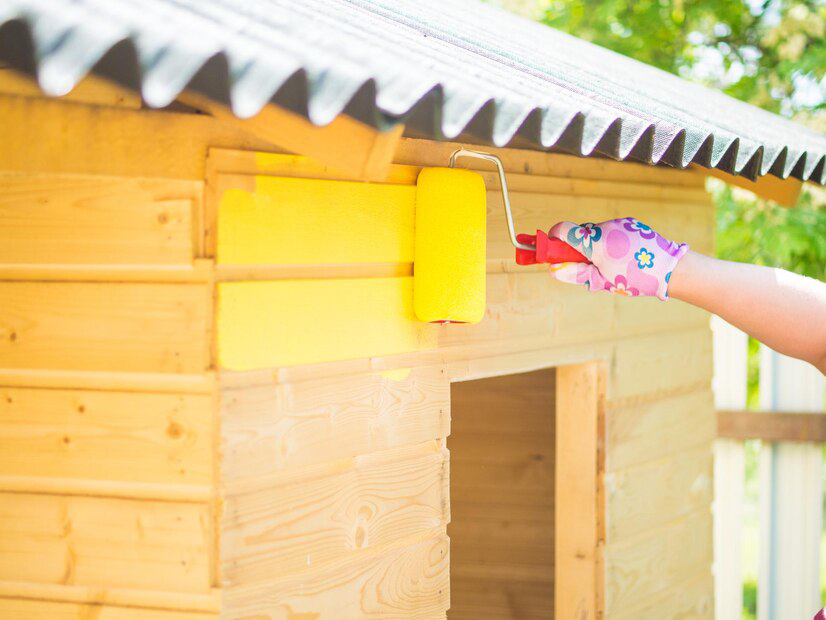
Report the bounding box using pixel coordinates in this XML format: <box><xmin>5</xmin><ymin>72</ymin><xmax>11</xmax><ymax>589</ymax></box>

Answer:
<box><xmin>546</xmin><ymin>217</ymin><xmax>689</xmax><ymax>301</ymax></box>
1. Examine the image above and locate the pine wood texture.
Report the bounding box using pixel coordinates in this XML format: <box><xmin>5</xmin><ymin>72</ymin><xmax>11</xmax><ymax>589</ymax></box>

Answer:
<box><xmin>603</xmin><ymin>511</ymin><xmax>713</xmax><ymax>617</ymax></box>
<box><xmin>222</xmin><ymin>441</ymin><xmax>449</xmax><ymax>587</ymax></box>
<box><xmin>222</xmin><ymin>366</ymin><xmax>449</xmax><ymax>481</ymax></box>
<box><xmin>0</xmin><ymin>386</ymin><xmax>212</xmax><ymax>486</ymax></box>
<box><xmin>0</xmin><ymin>68</ymin><xmax>142</xmax><ymax>109</ymax></box>
<box><xmin>0</xmin><ymin>282</ymin><xmax>210</xmax><ymax>373</ymax></box>
<box><xmin>0</xmin><ymin>368</ymin><xmax>214</xmax><ymax>394</ymax></box>
<box><xmin>556</xmin><ymin>363</ymin><xmax>605</xmax><ymax>620</ymax></box>
<box><xmin>0</xmin><ymin>173</ymin><xmax>200</xmax><ymax>265</ymax></box>
<box><xmin>0</xmin><ymin>581</ymin><xmax>221</xmax><ymax>614</ymax></box>
<box><xmin>0</xmin><ymin>493</ymin><xmax>210</xmax><ymax>592</ymax></box>
<box><xmin>0</xmin><ymin>94</ymin><xmax>274</xmax><ymax>180</ymax></box>
<box><xmin>0</xmin><ymin>599</ymin><xmax>216</xmax><ymax>620</ymax></box>
<box><xmin>607</xmin><ymin>389</ymin><xmax>716</xmax><ymax>471</ymax></box>
<box><xmin>0</xmin><ymin>93</ymin><xmax>220</xmax><ymax>617</ymax></box>
<box><xmin>606</xmin><ymin>448</ymin><xmax>713</xmax><ymax>541</ymax></box>
<box><xmin>223</xmin><ymin>532</ymin><xmax>449</xmax><ymax>619</ymax></box>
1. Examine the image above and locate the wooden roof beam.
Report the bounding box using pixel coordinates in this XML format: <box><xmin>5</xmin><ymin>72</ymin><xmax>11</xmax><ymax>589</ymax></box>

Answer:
<box><xmin>698</xmin><ymin>165</ymin><xmax>804</xmax><ymax>207</ymax></box>
<box><xmin>179</xmin><ymin>91</ymin><xmax>403</xmax><ymax>182</ymax></box>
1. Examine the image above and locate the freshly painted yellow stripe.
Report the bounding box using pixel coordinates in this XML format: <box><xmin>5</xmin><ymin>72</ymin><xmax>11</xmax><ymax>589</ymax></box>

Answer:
<box><xmin>217</xmin><ymin>176</ymin><xmax>416</xmax><ymax>265</ymax></box>
<box><xmin>217</xmin><ymin>277</ymin><xmax>437</xmax><ymax>370</ymax></box>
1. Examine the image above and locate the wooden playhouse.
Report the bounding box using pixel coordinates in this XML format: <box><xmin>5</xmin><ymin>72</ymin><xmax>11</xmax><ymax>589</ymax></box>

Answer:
<box><xmin>0</xmin><ymin>1</ymin><xmax>823</xmax><ymax>619</ymax></box>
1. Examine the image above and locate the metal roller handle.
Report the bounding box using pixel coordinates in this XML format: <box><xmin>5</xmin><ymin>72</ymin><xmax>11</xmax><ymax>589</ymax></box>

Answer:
<box><xmin>448</xmin><ymin>148</ymin><xmax>535</xmax><ymax>252</ymax></box>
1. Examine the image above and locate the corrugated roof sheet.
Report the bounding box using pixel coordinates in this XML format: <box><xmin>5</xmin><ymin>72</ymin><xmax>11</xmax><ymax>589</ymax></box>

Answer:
<box><xmin>1</xmin><ymin>0</ymin><xmax>824</xmax><ymax>183</ymax></box>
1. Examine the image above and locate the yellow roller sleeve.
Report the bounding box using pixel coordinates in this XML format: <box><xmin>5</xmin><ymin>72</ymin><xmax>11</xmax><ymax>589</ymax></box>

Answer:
<box><xmin>413</xmin><ymin>167</ymin><xmax>486</xmax><ymax>324</ymax></box>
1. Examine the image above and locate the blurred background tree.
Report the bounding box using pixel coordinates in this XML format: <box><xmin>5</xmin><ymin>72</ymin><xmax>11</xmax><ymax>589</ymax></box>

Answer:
<box><xmin>488</xmin><ymin>1</ymin><xmax>825</xmax><ymax>617</ymax></box>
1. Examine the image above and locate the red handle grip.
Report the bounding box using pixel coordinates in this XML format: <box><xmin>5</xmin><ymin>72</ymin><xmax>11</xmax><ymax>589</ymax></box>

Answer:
<box><xmin>515</xmin><ymin>230</ymin><xmax>590</xmax><ymax>265</ymax></box>
<box><xmin>543</xmin><ymin>237</ymin><xmax>589</xmax><ymax>263</ymax></box>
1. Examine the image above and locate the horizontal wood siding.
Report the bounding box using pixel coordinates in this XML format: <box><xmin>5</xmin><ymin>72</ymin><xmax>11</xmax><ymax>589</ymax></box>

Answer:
<box><xmin>0</xmin><ymin>282</ymin><xmax>210</xmax><ymax>373</ymax></box>
<box><xmin>224</xmin><ymin>532</ymin><xmax>449</xmax><ymax>619</ymax></box>
<box><xmin>0</xmin><ymin>93</ymin><xmax>273</xmax><ymax>180</ymax></box>
<box><xmin>220</xmin><ymin>361</ymin><xmax>453</xmax><ymax>617</ymax></box>
<box><xmin>0</xmin><ymin>386</ymin><xmax>212</xmax><ymax>486</ymax></box>
<box><xmin>0</xmin><ymin>92</ymin><xmax>219</xmax><ymax>618</ymax></box>
<box><xmin>222</xmin><ymin>441</ymin><xmax>449</xmax><ymax>586</ymax></box>
<box><xmin>211</xmin><ymin>141</ymin><xmax>715</xmax><ymax>619</ymax></box>
<box><xmin>0</xmin><ymin>173</ymin><xmax>200</xmax><ymax>265</ymax></box>
<box><xmin>222</xmin><ymin>366</ymin><xmax>448</xmax><ymax>480</ymax></box>
<box><xmin>602</xmin><ymin>325</ymin><xmax>714</xmax><ymax>618</ymax></box>
<box><xmin>0</xmin><ymin>493</ymin><xmax>211</xmax><ymax>592</ymax></box>
<box><xmin>0</xmin><ymin>599</ymin><xmax>216</xmax><ymax>619</ymax></box>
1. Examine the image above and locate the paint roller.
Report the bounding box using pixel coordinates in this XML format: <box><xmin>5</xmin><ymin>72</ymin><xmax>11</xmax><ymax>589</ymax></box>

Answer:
<box><xmin>414</xmin><ymin>148</ymin><xmax>589</xmax><ymax>324</ymax></box>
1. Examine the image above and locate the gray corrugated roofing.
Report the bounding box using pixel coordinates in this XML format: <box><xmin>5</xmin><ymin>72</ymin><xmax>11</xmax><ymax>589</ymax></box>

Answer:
<box><xmin>1</xmin><ymin>0</ymin><xmax>824</xmax><ymax>184</ymax></box>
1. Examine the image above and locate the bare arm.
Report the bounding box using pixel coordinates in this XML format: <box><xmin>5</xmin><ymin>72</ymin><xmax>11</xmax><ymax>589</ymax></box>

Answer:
<box><xmin>668</xmin><ymin>251</ymin><xmax>826</xmax><ymax>374</ymax></box>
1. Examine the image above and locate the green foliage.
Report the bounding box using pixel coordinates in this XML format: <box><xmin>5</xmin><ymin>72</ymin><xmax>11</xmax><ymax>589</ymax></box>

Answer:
<box><xmin>743</xmin><ymin>579</ymin><xmax>757</xmax><ymax>620</ymax></box>
<box><xmin>714</xmin><ymin>183</ymin><xmax>826</xmax><ymax>280</ymax></box>
<box><xmin>539</xmin><ymin>0</ymin><xmax>826</xmax><ymax>116</ymax></box>
<box><xmin>527</xmin><ymin>0</ymin><xmax>826</xmax><ymax>282</ymax></box>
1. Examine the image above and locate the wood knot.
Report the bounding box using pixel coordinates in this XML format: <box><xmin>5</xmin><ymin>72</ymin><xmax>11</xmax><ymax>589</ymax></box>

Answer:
<box><xmin>166</xmin><ymin>422</ymin><xmax>184</xmax><ymax>439</ymax></box>
<box><xmin>157</xmin><ymin>212</ymin><xmax>169</xmax><ymax>225</ymax></box>
<box><xmin>354</xmin><ymin>526</ymin><xmax>366</xmax><ymax>549</ymax></box>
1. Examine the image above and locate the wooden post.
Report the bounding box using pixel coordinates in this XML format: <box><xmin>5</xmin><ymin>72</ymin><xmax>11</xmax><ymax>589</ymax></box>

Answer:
<box><xmin>757</xmin><ymin>346</ymin><xmax>825</xmax><ymax>620</ymax></box>
<box><xmin>711</xmin><ymin>316</ymin><xmax>747</xmax><ymax>620</ymax></box>
<box><xmin>555</xmin><ymin>362</ymin><xmax>605</xmax><ymax>620</ymax></box>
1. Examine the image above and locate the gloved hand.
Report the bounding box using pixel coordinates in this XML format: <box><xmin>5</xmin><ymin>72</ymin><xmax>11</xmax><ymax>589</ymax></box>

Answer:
<box><xmin>542</xmin><ymin>217</ymin><xmax>689</xmax><ymax>300</ymax></box>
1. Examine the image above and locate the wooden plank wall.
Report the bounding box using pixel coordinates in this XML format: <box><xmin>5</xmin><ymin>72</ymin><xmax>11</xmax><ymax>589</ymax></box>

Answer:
<box><xmin>0</xmin><ymin>83</ymin><xmax>254</xmax><ymax>617</ymax></box>
<box><xmin>212</xmin><ymin>140</ymin><xmax>716</xmax><ymax>619</ymax></box>
<box><xmin>449</xmin><ymin>369</ymin><xmax>556</xmax><ymax>620</ymax></box>
<box><xmin>0</xmin><ymin>71</ymin><xmax>716</xmax><ymax>618</ymax></box>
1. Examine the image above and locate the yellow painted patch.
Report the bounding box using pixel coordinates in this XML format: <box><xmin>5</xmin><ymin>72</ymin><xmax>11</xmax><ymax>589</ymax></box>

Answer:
<box><xmin>379</xmin><ymin>367</ymin><xmax>413</xmax><ymax>381</ymax></box>
<box><xmin>218</xmin><ymin>277</ymin><xmax>437</xmax><ymax>370</ymax></box>
<box><xmin>217</xmin><ymin>176</ymin><xmax>416</xmax><ymax>265</ymax></box>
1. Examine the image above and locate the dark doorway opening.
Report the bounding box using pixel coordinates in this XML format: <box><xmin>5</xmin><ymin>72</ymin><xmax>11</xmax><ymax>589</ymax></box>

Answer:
<box><xmin>448</xmin><ymin>367</ymin><xmax>556</xmax><ymax>619</ymax></box>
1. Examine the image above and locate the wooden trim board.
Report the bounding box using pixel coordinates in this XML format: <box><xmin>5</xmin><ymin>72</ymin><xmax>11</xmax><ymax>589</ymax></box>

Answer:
<box><xmin>718</xmin><ymin>410</ymin><xmax>826</xmax><ymax>442</ymax></box>
<box><xmin>556</xmin><ymin>362</ymin><xmax>606</xmax><ymax>620</ymax></box>
<box><xmin>700</xmin><ymin>165</ymin><xmax>803</xmax><ymax>207</ymax></box>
